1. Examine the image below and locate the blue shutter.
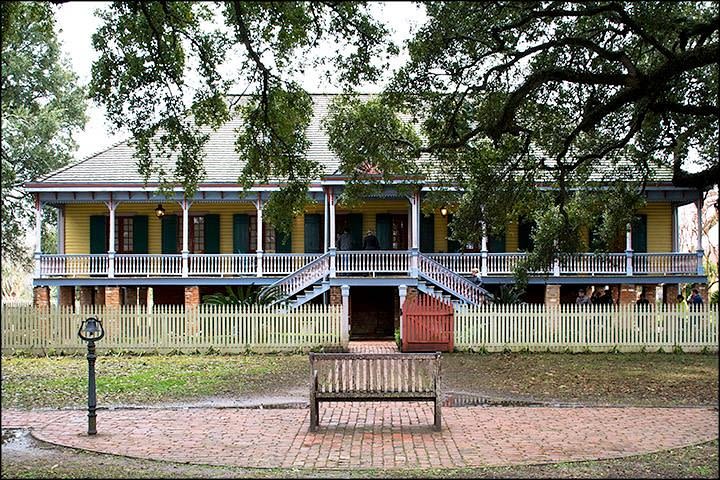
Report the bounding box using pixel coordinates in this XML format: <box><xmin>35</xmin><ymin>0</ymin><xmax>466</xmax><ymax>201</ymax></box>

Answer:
<box><xmin>375</xmin><ymin>214</ymin><xmax>392</xmax><ymax>250</ymax></box>
<box><xmin>161</xmin><ymin>215</ymin><xmax>178</xmax><ymax>254</ymax></box>
<box><xmin>420</xmin><ymin>214</ymin><xmax>435</xmax><ymax>252</ymax></box>
<box><xmin>132</xmin><ymin>216</ymin><xmax>149</xmax><ymax>254</ymax></box>
<box><xmin>232</xmin><ymin>214</ymin><xmax>250</xmax><ymax>253</ymax></box>
<box><xmin>304</xmin><ymin>214</ymin><xmax>322</xmax><ymax>253</ymax></box>
<box><xmin>89</xmin><ymin>216</ymin><xmax>107</xmax><ymax>254</ymax></box>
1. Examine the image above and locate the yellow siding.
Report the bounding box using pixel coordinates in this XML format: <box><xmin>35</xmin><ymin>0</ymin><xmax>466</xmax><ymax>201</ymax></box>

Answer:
<box><xmin>638</xmin><ymin>202</ymin><xmax>672</xmax><ymax>252</ymax></box>
<box><xmin>62</xmin><ymin>200</ymin><xmax>675</xmax><ymax>254</ymax></box>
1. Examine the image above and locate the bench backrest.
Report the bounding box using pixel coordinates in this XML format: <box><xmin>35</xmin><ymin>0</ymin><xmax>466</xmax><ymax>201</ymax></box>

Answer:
<box><xmin>309</xmin><ymin>353</ymin><xmax>441</xmax><ymax>394</ymax></box>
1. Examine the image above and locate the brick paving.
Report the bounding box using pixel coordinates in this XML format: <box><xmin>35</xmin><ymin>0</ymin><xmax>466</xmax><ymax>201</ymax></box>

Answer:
<box><xmin>3</xmin><ymin>405</ymin><xmax>717</xmax><ymax>469</ymax></box>
<box><xmin>347</xmin><ymin>340</ymin><xmax>399</xmax><ymax>353</ymax></box>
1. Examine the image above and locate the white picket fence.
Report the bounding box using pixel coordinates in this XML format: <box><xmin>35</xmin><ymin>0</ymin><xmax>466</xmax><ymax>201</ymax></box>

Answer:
<box><xmin>1</xmin><ymin>304</ymin><xmax>344</xmax><ymax>354</ymax></box>
<box><xmin>454</xmin><ymin>304</ymin><xmax>718</xmax><ymax>352</ymax></box>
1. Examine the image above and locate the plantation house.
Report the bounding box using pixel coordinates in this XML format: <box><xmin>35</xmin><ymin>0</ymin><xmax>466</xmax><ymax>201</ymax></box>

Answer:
<box><xmin>26</xmin><ymin>94</ymin><xmax>708</xmax><ymax>339</ymax></box>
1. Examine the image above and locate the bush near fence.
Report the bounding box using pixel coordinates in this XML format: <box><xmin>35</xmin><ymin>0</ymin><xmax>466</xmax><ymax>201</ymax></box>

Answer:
<box><xmin>454</xmin><ymin>304</ymin><xmax>718</xmax><ymax>353</ymax></box>
<box><xmin>1</xmin><ymin>304</ymin><xmax>344</xmax><ymax>355</ymax></box>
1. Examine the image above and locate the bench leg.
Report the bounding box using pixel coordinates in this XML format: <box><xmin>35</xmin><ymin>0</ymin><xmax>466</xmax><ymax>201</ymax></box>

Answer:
<box><xmin>434</xmin><ymin>396</ymin><xmax>442</xmax><ymax>431</ymax></box>
<box><xmin>310</xmin><ymin>398</ymin><xmax>319</xmax><ymax>431</ymax></box>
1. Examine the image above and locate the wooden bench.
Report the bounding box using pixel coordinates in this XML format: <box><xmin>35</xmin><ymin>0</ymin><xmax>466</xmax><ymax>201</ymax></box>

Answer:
<box><xmin>309</xmin><ymin>352</ymin><xmax>443</xmax><ymax>431</ymax></box>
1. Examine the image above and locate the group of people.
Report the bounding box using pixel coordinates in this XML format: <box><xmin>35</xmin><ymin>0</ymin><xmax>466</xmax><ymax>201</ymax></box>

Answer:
<box><xmin>575</xmin><ymin>288</ymin><xmax>614</xmax><ymax>305</ymax></box>
<box><xmin>676</xmin><ymin>289</ymin><xmax>705</xmax><ymax>308</ymax></box>
<box><xmin>335</xmin><ymin>229</ymin><xmax>380</xmax><ymax>250</ymax></box>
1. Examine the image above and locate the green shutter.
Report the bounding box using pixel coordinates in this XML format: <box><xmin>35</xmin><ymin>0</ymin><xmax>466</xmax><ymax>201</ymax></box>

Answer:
<box><xmin>518</xmin><ymin>217</ymin><xmax>535</xmax><ymax>252</ymax></box>
<box><xmin>276</xmin><ymin>229</ymin><xmax>292</xmax><ymax>253</ymax></box>
<box><xmin>348</xmin><ymin>213</ymin><xmax>363</xmax><ymax>250</ymax></box>
<box><xmin>488</xmin><ymin>232</ymin><xmax>505</xmax><ymax>253</ymax></box>
<box><xmin>203</xmin><ymin>214</ymin><xmax>220</xmax><ymax>254</ymax></box>
<box><xmin>420</xmin><ymin>214</ymin><xmax>435</xmax><ymax>252</ymax></box>
<box><xmin>161</xmin><ymin>215</ymin><xmax>178</xmax><ymax>254</ymax></box>
<box><xmin>132</xmin><ymin>215</ymin><xmax>148</xmax><ymax>254</ymax></box>
<box><xmin>232</xmin><ymin>214</ymin><xmax>250</xmax><ymax>253</ymax></box>
<box><xmin>446</xmin><ymin>214</ymin><xmax>461</xmax><ymax>253</ymax></box>
<box><xmin>632</xmin><ymin>214</ymin><xmax>648</xmax><ymax>253</ymax></box>
<box><xmin>89</xmin><ymin>215</ymin><xmax>107</xmax><ymax>254</ymax></box>
<box><xmin>376</xmin><ymin>214</ymin><xmax>392</xmax><ymax>250</ymax></box>
<box><xmin>304</xmin><ymin>214</ymin><xmax>321</xmax><ymax>253</ymax></box>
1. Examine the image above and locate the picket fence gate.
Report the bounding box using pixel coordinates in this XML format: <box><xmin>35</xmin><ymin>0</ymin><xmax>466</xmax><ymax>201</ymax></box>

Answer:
<box><xmin>1</xmin><ymin>304</ymin><xmax>344</xmax><ymax>354</ymax></box>
<box><xmin>454</xmin><ymin>304</ymin><xmax>718</xmax><ymax>352</ymax></box>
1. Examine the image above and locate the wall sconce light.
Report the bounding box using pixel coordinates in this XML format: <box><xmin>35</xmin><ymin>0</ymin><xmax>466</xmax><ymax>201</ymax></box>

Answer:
<box><xmin>440</xmin><ymin>206</ymin><xmax>448</xmax><ymax>217</ymax></box>
<box><xmin>155</xmin><ymin>204</ymin><xmax>166</xmax><ymax>218</ymax></box>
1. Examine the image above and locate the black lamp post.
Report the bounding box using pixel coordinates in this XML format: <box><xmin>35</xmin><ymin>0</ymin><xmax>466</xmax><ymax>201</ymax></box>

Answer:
<box><xmin>78</xmin><ymin>316</ymin><xmax>105</xmax><ymax>435</ymax></box>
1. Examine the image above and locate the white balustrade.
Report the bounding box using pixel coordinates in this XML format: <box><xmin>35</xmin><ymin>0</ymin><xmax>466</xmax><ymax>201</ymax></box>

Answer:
<box><xmin>633</xmin><ymin>253</ymin><xmax>697</xmax><ymax>275</ymax></box>
<box><xmin>559</xmin><ymin>253</ymin><xmax>627</xmax><ymax>274</ymax></box>
<box><xmin>486</xmin><ymin>253</ymin><xmax>526</xmax><ymax>274</ymax></box>
<box><xmin>39</xmin><ymin>254</ymin><xmax>108</xmax><ymax>277</ymax></box>
<box><xmin>336</xmin><ymin>251</ymin><xmax>410</xmax><ymax>275</ymax></box>
<box><xmin>418</xmin><ymin>255</ymin><xmax>489</xmax><ymax>305</ymax></box>
<box><xmin>188</xmin><ymin>254</ymin><xmax>256</xmax><ymax>276</ymax></box>
<box><xmin>115</xmin><ymin>254</ymin><xmax>183</xmax><ymax>276</ymax></box>
<box><xmin>425</xmin><ymin>253</ymin><xmax>482</xmax><ymax>274</ymax></box>
<box><xmin>263</xmin><ymin>254</ymin><xmax>323</xmax><ymax>275</ymax></box>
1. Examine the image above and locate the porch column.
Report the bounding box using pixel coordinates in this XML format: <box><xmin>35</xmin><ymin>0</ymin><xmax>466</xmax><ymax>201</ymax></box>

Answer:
<box><xmin>695</xmin><ymin>195</ymin><xmax>704</xmax><ymax>275</ymax></box>
<box><xmin>33</xmin><ymin>195</ymin><xmax>43</xmax><ymax>278</ymax></box>
<box><xmin>553</xmin><ymin>240</ymin><xmax>560</xmax><ymax>277</ymax></box>
<box><xmin>328</xmin><ymin>188</ymin><xmax>337</xmax><ymax>278</ymax></box>
<box><xmin>398</xmin><ymin>285</ymin><xmax>407</xmax><ymax>341</ymax></box>
<box><xmin>480</xmin><ymin>226</ymin><xmax>488</xmax><ymax>276</ymax></box>
<box><xmin>625</xmin><ymin>222</ymin><xmax>633</xmax><ymax>276</ymax></box>
<box><xmin>255</xmin><ymin>194</ymin><xmax>264</xmax><ymax>277</ymax></box>
<box><xmin>181</xmin><ymin>198</ymin><xmax>190</xmax><ymax>277</ymax></box>
<box><xmin>409</xmin><ymin>190</ymin><xmax>420</xmax><ymax>277</ymax></box>
<box><xmin>340</xmin><ymin>285</ymin><xmax>350</xmax><ymax>347</ymax></box>
<box><xmin>323</xmin><ymin>189</ymin><xmax>329</xmax><ymax>252</ymax></box>
<box><xmin>106</xmin><ymin>199</ymin><xmax>117</xmax><ymax>278</ymax></box>
<box><xmin>57</xmin><ymin>205</ymin><xmax>65</xmax><ymax>254</ymax></box>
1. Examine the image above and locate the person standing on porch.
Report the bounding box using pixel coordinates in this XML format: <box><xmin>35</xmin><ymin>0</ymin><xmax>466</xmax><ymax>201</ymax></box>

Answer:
<box><xmin>338</xmin><ymin>228</ymin><xmax>353</xmax><ymax>251</ymax></box>
<box><xmin>576</xmin><ymin>288</ymin><xmax>590</xmax><ymax>305</ymax></box>
<box><xmin>363</xmin><ymin>230</ymin><xmax>380</xmax><ymax>250</ymax></box>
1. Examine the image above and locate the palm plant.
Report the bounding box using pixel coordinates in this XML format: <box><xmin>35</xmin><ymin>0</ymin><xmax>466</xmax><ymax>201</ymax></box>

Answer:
<box><xmin>202</xmin><ymin>284</ymin><xmax>286</xmax><ymax>306</ymax></box>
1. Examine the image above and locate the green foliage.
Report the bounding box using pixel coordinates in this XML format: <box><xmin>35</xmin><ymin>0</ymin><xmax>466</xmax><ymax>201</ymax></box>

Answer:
<box><xmin>1</xmin><ymin>1</ymin><xmax>86</xmax><ymax>264</ymax></box>
<box><xmin>89</xmin><ymin>1</ymin><xmax>393</xmax><ymax>208</ymax></box>
<box><xmin>710</xmin><ymin>290</ymin><xmax>718</xmax><ymax>306</ymax></box>
<box><xmin>202</xmin><ymin>284</ymin><xmax>284</xmax><ymax>306</ymax></box>
<box><xmin>494</xmin><ymin>285</ymin><xmax>524</xmax><ymax>305</ymax></box>
<box><xmin>394</xmin><ymin>328</ymin><xmax>401</xmax><ymax>350</ymax></box>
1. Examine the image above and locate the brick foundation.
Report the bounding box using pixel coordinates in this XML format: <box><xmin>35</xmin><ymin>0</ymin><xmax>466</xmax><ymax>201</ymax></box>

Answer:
<box><xmin>544</xmin><ymin>285</ymin><xmax>560</xmax><ymax>306</ymax></box>
<box><xmin>33</xmin><ymin>286</ymin><xmax>50</xmax><ymax>308</ymax></box>
<box><xmin>59</xmin><ymin>286</ymin><xmax>75</xmax><ymax>309</ymax></box>
<box><xmin>105</xmin><ymin>287</ymin><xmax>120</xmax><ymax>307</ymax></box>
<box><xmin>619</xmin><ymin>284</ymin><xmax>636</xmax><ymax>305</ymax></box>
<box><xmin>184</xmin><ymin>286</ymin><xmax>200</xmax><ymax>308</ymax></box>
<box><xmin>95</xmin><ymin>287</ymin><xmax>105</xmax><ymax>306</ymax></box>
<box><xmin>663</xmin><ymin>284</ymin><xmax>679</xmax><ymax>304</ymax></box>
<box><xmin>640</xmin><ymin>284</ymin><xmax>657</xmax><ymax>305</ymax></box>
<box><xmin>329</xmin><ymin>286</ymin><xmax>342</xmax><ymax>306</ymax></box>
<box><xmin>79</xmin><ymin>287</ymin><xmax>94</xmax><ymax>306</ymax></box>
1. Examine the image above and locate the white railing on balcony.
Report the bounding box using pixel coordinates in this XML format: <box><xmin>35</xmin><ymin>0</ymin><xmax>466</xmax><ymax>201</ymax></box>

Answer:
<box><xmin>559</xmin><ymin>253</ymin><xmax>627</xmax><ymax>275</ymax></box>
<box><xmin>336</xmin><ymin>251</ymin><xmax>410</xmax><ymax>275</ymax></box>
<box><xmin>115</xmin><ymin>254</ymin><xmax>183</xmax><ymax>276</ymax></box>
<box><xmin>39</xmin><ymin>254</ymin><xmax>108</xmax><ymax>277</ymax></box>
<box><xmin>269</xmin><ymin>253</ymin><xmax>330</xmax><ymax>299</ymax></box>
<box><xmin>425</xmin><ymin>253</ymin><xmax>482</xmax><ymax>275</ymax></box>
<box><xmin>633</xmin><ymin>253</ymin><xmax>697</xmax><ymax>275</ymax></box>
<box><xmin>36</xmin><ymin>251</ymin><xmax>701</xmax><ymax>278</ymax></box>
<box><xmin>188</xmin><ymin>254</ymin><xmax>256</xmax><ymax>276</ymax></box>
<box><xmin>263</xmin><ymin>254</ymin><xmax>323</xmax><ymax>275</ymax></box>
<box><xmin>418</xmin><ymin>254</ymin><xmax>491</xmax><ymax>305</ymax></box>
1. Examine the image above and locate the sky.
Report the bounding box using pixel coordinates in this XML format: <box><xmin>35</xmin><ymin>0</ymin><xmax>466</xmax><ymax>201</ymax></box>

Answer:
<box><xmin>54</xmin><ymin>1</ymin><xmax>427</xmax><ymax>160</ymax></box>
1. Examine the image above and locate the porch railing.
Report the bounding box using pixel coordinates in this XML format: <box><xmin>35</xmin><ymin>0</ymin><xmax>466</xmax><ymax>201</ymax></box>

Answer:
<box><xmin>418</xmin><ymin>254</ymin><xmax>491</xmax><ymax>305</ymax></box>
<box><xmin>269</xmin><ymin>253</ymin><xmax>330</xmax><ymax>300</ymax></box>
<box><xmin>37</xmin><ymin>251</ymin><xmax>701</xmax><ymax>278</ymax></box>
<box><xmin>116</xmin><ymin>254</ymin><xmax>183</xmax><ymax>276</ymax></box>
<box><xmin>336</xmin><ymin>250</ymin><xmax>410</xmax><ymax>275</ymax></box>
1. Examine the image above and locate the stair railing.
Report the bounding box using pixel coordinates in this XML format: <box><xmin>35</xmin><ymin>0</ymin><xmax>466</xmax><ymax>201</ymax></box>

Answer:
<box><xmin>417</xmin><ymin>254</ymin><xmax>493</xmax><ymax>305</ymax></box>
<box><xmin>266</xmin><ymin>253</ymin><xmax>330</xmax><ymax>303</ymax></box>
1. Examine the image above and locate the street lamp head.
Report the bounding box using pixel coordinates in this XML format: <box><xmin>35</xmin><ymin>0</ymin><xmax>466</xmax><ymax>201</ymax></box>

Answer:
<box><xmin>78</xmin><ymin>317</ymin><xmax>105</xmax><ymax>342</ymax></box>
<box><xmin>155</xmin><ymin>204</ymin><xmax>166</xmax><ymax>218</ymax></box>
<box><xmin>440</xmin><ymin>206</ymin><xmax>448</xmax><ymax>217</ymax></box>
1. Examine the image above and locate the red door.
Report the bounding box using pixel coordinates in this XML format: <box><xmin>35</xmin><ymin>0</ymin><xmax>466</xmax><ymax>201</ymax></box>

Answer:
<box><xmin>402</xmin><ymin>294</ymin><xmax>454</xmax><ymax>352</ymax></box>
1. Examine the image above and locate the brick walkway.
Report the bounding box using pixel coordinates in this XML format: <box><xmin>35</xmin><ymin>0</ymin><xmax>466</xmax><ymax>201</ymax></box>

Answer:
<box><xmin>347</xmin><ymin>340</ymin><xmax>399</xmax><ymax>353</ymax></box>
<box><xmin>3</xmin><ymin>405</ymin><xmax>717</xmax><ymax>469</ymax></box>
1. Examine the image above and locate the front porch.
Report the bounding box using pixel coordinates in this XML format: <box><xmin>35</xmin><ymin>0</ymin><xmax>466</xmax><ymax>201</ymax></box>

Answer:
<box><xmin>36</xmin><ymin>250</ymin><xmax>701</xmax><ymax>279</ymax></box>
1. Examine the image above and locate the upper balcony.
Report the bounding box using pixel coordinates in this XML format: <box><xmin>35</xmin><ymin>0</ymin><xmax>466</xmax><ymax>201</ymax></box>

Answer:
<box><xmin>36</xmin><ymin>250</ymin><xmax>701</xmax><ymax>280</ymax></box>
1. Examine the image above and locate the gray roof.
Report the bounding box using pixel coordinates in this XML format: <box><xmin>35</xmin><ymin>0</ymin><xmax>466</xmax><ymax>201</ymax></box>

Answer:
<box><xmin>33</xmin><ymin>93</ymin><xmax>673</xmax><ymax>186</ymax></box>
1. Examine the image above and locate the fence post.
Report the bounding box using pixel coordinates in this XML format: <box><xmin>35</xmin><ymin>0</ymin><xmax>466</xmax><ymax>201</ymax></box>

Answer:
<box><xmin>340</xmin><ymin>285</ymin><xmax>350</xmax><ymax>347</ymax></box>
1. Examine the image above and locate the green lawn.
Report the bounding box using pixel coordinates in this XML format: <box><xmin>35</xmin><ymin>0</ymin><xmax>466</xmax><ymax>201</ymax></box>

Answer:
<box><xmin>1</xmin><ymin>351</ymin><xmax>717</xmax><ymax>409</ymax></box>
